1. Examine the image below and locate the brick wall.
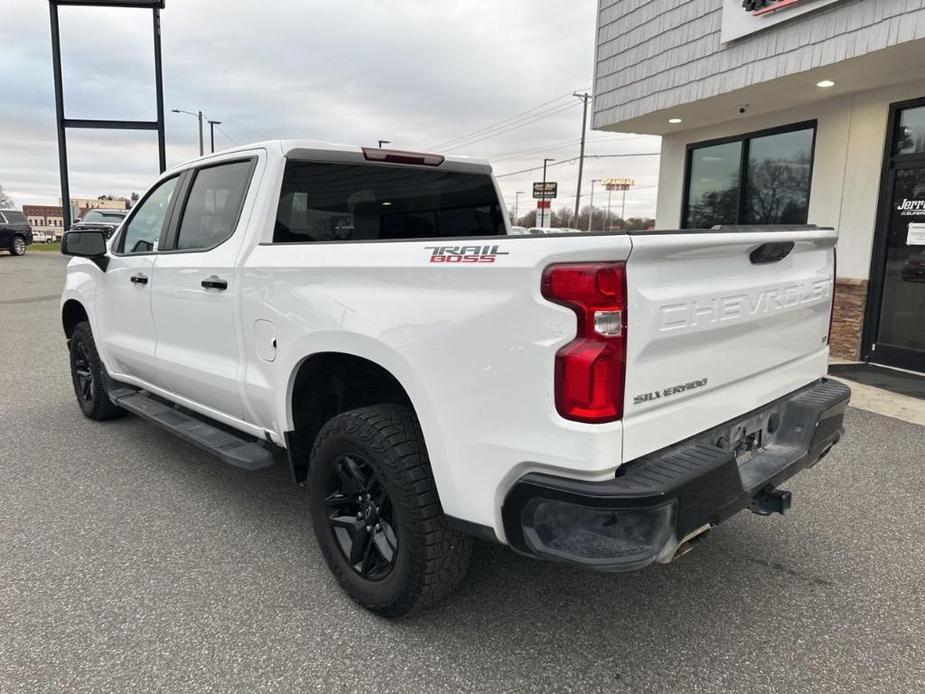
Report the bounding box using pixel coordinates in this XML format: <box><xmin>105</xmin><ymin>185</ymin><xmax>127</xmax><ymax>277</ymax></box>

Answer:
<box><xmin>830</xmin><ymin>279</ymin><xmax>867</xmax><ymax>360</ymax></box>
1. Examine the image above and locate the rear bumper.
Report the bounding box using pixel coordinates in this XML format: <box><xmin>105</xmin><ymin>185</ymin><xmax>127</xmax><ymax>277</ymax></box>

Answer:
<box><xmin>501</xmin><ymin>378</ymin><xmax>850</xmax><ymax>571</ymax></box>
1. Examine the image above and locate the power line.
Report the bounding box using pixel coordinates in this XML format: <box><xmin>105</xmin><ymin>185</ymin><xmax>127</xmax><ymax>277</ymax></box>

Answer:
<box><xmin>428</xmin><ymin>92</ymin><xmax>574</xmax><ymax>150</ymax></box>
<box><xmin>494</xmin><ymin>152</ymin><xmax>660</xmax><ymax>178</ymax></box>
<box><xmin>490</xmin><ymin>138</ymin><xmax>580</xmax><ymax>162</ymax></box>
<box><xmin>214</xmin><ymin>124</ymin><xmax>239</xmax><ymax>146</ymax></box>
<box><xmin>442</xmin><ymin>101</ymin><xmax>579</xmax><ymax>152</ymax></box>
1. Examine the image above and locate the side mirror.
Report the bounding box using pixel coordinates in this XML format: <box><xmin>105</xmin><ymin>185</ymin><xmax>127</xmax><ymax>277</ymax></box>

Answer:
<box><xmin>62</xmin><ymin>230</ymin><xmax>109</xmax><ymax>270</ymax></box>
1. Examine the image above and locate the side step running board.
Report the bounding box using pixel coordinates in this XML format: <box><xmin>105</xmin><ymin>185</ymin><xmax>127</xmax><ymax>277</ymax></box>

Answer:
<box><xmin>111</xmin><ymin>390</ymin><xmax>275</xmax><ymax>471</ymax></box>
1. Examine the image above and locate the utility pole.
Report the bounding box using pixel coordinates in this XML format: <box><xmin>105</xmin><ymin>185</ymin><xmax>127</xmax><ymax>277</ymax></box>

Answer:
<box><xmin>605</xmin><ymin>187</ymin><xmax>613</xmax><ymax>233</ymax></box>
<box><xmin>208</xmin><ymin>120</ymin><xmax>221</xmax><ymax>153</ymax></box>
<box><xmin>514</xmin><ymin>191</ymin><xmax>524</xmax><ymax>225</ymax></box>
<box><xmin>588</xmin><ymin>179</ymin><xmax>601</xmax><ymax>232</ymax></box>
<box><xmin>573</xmin><ymin>92</ymin><xmax>591</xmax><ymax>224</ymax></box>
<box><xmin>621</xmin><ymin>187</ymin><xmax>628</xmax><ymax>230</ymax></box>
<box><xmin>540</xmin><ymin>158</ymin><xmax>555</xmax><ymax>227</ymax></box>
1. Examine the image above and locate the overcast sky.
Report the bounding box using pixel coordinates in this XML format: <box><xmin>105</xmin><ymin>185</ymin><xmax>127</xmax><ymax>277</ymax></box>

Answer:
<box><xmin>0</xmin><ymin>0</ymin><xmax>660</xmax><ymax>220</ymax></box>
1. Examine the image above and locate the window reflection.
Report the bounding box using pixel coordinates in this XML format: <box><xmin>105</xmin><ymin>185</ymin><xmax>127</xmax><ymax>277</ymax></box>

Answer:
<box><xmin>685</xmin><ymin>142</ymin><xmax>741</xmax><ymax>228</ymax></box>
<box><xmin>744</xmin><ymin>129</ymin><xmax>813</xmax><ymax>224</ymax></box>
<box><xmin>894</xmin><ymin>106</ymin><xmax>925</xmax><ymax>156</ymax></box>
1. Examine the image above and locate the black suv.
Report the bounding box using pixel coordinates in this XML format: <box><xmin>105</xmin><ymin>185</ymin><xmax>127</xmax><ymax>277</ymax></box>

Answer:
<box><xmin>71</xmin><ymin>208</ymin><xmax>128</xmax><ymax>239</ymax></box>
<box><xmin>0</xmin><ymin>210</ymin><xmax>33</xmax><ymax>256</ymax></box>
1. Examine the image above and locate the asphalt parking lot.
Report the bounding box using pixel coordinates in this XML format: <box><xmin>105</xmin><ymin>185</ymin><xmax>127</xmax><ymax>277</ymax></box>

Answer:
<box><xmin>1</xmin><ymin>252</ymin><xmax>924</xmax><ymax>693</ymax></box>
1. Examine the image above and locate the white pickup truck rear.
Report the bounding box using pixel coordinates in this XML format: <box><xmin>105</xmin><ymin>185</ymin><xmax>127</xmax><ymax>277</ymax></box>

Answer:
<box><xmin>60</xmin><ymin>141</ymin><xmax>849</xmax><ymax>616</ymax></box>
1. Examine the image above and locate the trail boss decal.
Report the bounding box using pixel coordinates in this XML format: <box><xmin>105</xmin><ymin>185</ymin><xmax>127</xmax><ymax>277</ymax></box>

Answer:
<box><xmin>425</xmin><ymin>245</ymin><xmax>509</xmax><ymax>264</ymax></box>
<box><xmin>633</xmin><ymin>378</ymin><xmax>709</xmax><ymax>405</ymax></box>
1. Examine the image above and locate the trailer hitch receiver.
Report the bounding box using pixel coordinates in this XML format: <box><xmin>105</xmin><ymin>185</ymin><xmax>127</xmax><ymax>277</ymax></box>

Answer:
<box><xmin>750</xmin><ymin>488</ymin><xmax>792</xmax><ymax>516</ymax></box>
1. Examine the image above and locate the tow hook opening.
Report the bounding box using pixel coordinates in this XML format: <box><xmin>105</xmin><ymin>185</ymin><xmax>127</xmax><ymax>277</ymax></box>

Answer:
<box><xmin>750</xmin><ymin>488</ymin><xmax>792</xmax><ymax>516</ymax></box>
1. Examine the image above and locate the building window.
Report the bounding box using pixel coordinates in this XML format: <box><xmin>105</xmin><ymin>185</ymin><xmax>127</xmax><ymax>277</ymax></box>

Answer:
<box><xmin>683</xmin><ymin>122</ymin><xmax>815</xmax><ymax>228</ymax></box>
<box><xmin>894</xmin><ymin>105</ymin><xmax>925</xmax><ymax>156</ymax></box>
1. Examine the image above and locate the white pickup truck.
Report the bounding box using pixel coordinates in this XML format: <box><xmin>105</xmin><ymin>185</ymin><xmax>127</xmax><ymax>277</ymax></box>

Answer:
<box><xmin>60</xmin><ymin>141</ymin><xmax>850</xmax><ymax>616</ymax></box>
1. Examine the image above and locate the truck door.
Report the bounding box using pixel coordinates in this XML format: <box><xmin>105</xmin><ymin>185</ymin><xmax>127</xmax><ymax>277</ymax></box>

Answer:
<box><xmin>96</xmin><ymin>175</ymin><xmax>180</xmax><ymax>385</ymax></box>
<box><xmin>150</xmin><ymin>157</ymin><xmax>258</xmax><ymax>421</ymax></box>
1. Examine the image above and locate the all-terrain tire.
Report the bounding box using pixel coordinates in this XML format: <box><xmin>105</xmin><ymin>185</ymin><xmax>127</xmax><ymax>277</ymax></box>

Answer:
<box><xmin>308</xmin><ymin>404</ymin><xmax>472</xmax><ymax>617</ymax></box>
<box><xmin>68</xmin><ymin>322</ymin><xmax>125</xmax><ymax>421</ymax></box>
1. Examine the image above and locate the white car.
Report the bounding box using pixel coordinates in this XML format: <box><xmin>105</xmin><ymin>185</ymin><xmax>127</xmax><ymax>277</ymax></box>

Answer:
<box><xmin>59</xmin><ymin>140</ymin><xmax>849</xmax><ymax>616</ymax></box>
<box><xmin>31</xmin><ymin>230</ymin><xmax>53</xmax><ymax>243</ymax></box>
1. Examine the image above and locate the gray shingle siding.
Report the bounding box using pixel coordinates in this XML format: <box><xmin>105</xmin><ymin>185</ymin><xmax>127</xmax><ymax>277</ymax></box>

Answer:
<box><xmin>592</xmin><ymin>0</ymin><xmax>925</xmax><ymax>128</ymax></box>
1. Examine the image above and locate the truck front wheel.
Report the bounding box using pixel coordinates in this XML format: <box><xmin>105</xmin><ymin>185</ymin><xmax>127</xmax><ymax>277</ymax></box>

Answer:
<box><xmin>308</xmin><ymin>404</ymin><xmax>472</xmax><ymax>617</ymax></box>
<box><xmin>68</xmin><ymin>322</ymin><xmax>124</xmax><ymax>421</ymax></box>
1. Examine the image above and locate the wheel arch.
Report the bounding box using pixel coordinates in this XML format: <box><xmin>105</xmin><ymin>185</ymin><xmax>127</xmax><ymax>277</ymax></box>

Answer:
<box><xmin>284</xmin><ymin>349</ymin><xmax>439</xmax><ymax>485</ymax></box>
<box><xmin>62</xmin><ymin>299</ymin><xmax>90</xmax><ymax>340</ymax></box>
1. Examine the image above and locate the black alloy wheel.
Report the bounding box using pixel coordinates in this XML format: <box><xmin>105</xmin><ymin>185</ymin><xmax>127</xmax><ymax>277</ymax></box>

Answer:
<box><xmin>324</xmin><ymin>454</ymin><xmax>399</xmax><ymax>580</ymax></box>
<box><xmin>73</xmin><ymin>340</ymin><xmax>95</xmax><ymax>406</ymax></box>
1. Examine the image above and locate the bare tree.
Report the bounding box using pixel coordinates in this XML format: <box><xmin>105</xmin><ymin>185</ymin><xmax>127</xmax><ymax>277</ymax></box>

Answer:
<box><xmin>0</xmin><ymin>184</ymin><xmax>14</xmax><ymax>210</ymax></box>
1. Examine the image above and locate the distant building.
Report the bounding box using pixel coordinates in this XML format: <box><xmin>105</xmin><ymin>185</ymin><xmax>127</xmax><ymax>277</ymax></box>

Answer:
<box><xmin>23</xmin><ymin>204</ymin><xmax>90</xmax><ymax>240</ymax></box>
<box><xmin>59</xmin><ymin>196</ymin><xmax>129</xmax><ymax>211</ymax></box>
<box><xmin>593</xmin><ymin>0</ymin><xmax>925</xmax><ymax>373</ymax></box>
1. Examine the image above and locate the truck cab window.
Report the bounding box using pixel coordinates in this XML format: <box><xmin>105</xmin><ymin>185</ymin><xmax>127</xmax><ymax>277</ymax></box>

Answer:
<box><xmin>119</xmin><ymin>176</ymin><xmax>178</xmax><ymax>254</ymax></box>
<box><xmin>175</xmin><ymin>160</ymin><xmax>252</xmax><ymax>251</ymax></box>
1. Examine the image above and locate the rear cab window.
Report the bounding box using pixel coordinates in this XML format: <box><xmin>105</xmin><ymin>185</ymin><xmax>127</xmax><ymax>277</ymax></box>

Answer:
<box><xmin>273</xmin><ymin>161</ymin><xmax>505</xmax><ymax>243</ymax></box>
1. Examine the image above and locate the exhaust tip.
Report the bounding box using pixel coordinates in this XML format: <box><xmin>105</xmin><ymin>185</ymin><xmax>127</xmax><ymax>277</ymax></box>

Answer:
<box><xmin>671</xmin><ymin>525</ymin><xmax>711</xmax><ymax>562</ymax></box>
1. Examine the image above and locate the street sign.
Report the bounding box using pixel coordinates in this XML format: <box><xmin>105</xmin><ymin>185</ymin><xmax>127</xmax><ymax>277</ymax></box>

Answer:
<box><xmin>533</xmin><ymin>182</ymin><xmax>558</xmax><ymax>199</ymax></box>
<box><xmin>603</xmin><ymin>177</ymin><xmax>634</xmax><ymax>191</ymax></box>
<box><xmin>536</xmin><ymin>200</ymin><xmax>551</xmax><ymax>209</ymax></box>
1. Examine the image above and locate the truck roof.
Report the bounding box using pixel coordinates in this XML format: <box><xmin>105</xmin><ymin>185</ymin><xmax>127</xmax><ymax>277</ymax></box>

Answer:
<box><xmin>170</xmin><ymin>139</ymin><xmax>492</xmax><ymax>175</ymax></box>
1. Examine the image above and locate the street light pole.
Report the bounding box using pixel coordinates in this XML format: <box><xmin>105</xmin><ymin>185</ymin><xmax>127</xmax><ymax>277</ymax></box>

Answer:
<box><xmin>588</xmin><ymin>179</ymin><xmax>601</xmax><ymax>233</ymax></box>
<box><xmin>541</xmin><ymin>157</ymin><xmax>555</xmax><ymax>228</ymax></box>
<box><xmin>208</xmin><ymin>120</ymin><xmax>221</xmax><ymax>153</ymax></box>
<box><xmin>605</xmin><ymin>188</ymin><xmax>613</xmax><ymax>233</ymax></box>
<box><xmin>172</xmin><ymin>108</ymin><xmax>206</xmax><ymax>156</ymax></box>
<box><xmin>514</xmin><ymin>191</ymin><xmax>525</xmax><ymax>225</ymax></box>
<box><xmin>572</xmin><ymin>92</ymin><xmax>591</xmax><ymax>224</ymax></box>
<box><xmin>378</xmin><ymin>139</ymin><xmax>391</xmax><ymax>149</ymax></box>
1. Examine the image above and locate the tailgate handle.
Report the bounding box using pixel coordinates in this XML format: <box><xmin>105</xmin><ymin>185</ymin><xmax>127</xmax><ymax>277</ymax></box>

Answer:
<box><xmin>750</xmin><ymin>242</ymin><xmax>795</xmax><ymax>264</ymax></box>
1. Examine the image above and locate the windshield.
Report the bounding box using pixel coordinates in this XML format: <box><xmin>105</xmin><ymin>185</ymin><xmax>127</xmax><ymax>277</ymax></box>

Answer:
<box><xmin>82</xmin><ymin>210</ymin><xmax>125</xmax><ymax>224</ymax></box>
<box><xmin>274</xmin><ymin>161</ymin><xmax>505</xmax><ymax>243</ymax></box>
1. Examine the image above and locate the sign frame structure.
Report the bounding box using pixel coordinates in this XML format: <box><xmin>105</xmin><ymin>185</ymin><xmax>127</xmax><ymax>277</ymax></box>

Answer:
<box><xmin>720</xmin><ymin>0</ymin><xmax>842</xmax><ymax>43</ymax></box>
<box><xmin>533</xmin><ymin>181</ymin><xmax>558</xmax><ymax>200</ymax></box>
<box><xmin>48</xmin><ymin>0</ymin><xmax>167</xmax><ymax>230</ymax></box>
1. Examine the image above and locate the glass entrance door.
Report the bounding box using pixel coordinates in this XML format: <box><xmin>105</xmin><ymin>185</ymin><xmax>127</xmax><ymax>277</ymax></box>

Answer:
<box><xmin>866</xmin><ymin>101</ymin><xmax>925</xmax><ymax>372</ymax></box>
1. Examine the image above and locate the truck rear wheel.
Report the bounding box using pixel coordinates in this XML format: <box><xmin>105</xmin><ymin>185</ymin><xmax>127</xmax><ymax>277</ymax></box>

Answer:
<box><xmin>308</xmin><ymin>404</ymin><xmax>472</xmax><ymax>617</ymax></box>
<box><xmin>68</xmin><ymin>322</ymin><xmax>125</xmax><ymax>421</ymax></box>
<box><xmin>10</xmin><ymin>236</ymin><xmax>26</xmax><ymax>256</ymax></box>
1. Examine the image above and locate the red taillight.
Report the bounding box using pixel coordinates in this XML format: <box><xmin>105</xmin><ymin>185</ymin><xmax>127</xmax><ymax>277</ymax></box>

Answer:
<box><xmin>361</xmin><ymin>147</ymin><xmax>445</xmax><ymax>167</ymax></box>
<box><xmin>541</xmin><ymin>263</ymin><xmax>627</xmax><ymax>423</ymax></box>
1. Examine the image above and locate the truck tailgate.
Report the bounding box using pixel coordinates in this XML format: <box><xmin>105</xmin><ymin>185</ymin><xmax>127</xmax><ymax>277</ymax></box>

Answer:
<box><xmin>621</xmin><ymin>228</ymin><xmax>837</xmax><ymax>462</ymax></box>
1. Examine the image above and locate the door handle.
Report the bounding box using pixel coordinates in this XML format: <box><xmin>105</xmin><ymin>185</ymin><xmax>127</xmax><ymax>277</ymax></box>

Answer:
<box><xmin>130</xmin><ymin>273</ymin><xmax>149</xmax><ymax>285</ymax></box>
<box><xmin>201</xmin><ymin>275</ymin><xmax>228</xmax><ymax>290</ymax></box>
